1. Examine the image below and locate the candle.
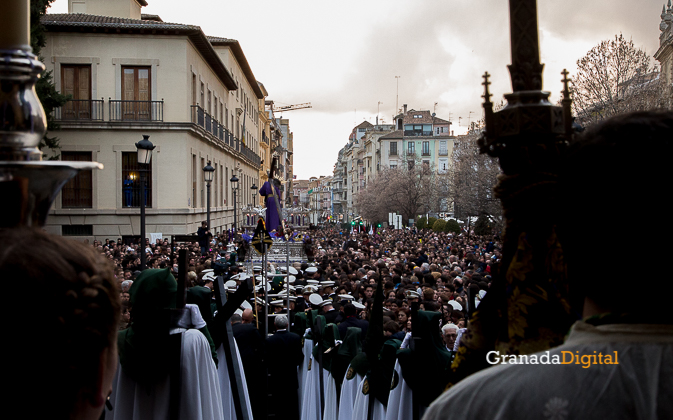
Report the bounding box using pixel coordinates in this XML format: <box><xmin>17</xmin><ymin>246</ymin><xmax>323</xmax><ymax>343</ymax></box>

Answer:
<box><xmin>0</xmin><ymin>0</ymin><xmax>31</xmax><ymax>51</ymax></box>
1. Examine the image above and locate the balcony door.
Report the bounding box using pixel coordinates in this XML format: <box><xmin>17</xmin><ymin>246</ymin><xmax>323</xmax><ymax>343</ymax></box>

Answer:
<box><xmin>61</xmin><ymin>65</ymin><xmax>91</xmax><ymax>119</ymax></box>
<box><xmin>122</xmin><ymin>66</ymin><xmax>151</xmax><ymax>120</ymax></box>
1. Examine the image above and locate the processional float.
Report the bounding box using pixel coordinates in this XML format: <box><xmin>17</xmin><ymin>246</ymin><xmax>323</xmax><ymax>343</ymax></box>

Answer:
<box><xmin>449</xmin><ymin>0</ymin><xmax>579</xmax><ymax>386</ymax></box>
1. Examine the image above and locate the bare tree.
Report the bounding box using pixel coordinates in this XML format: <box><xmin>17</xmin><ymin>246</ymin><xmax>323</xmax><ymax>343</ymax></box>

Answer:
<box><xmin>356</xmin><ymin>153</ymin><xmax>439</xmax><ymax>225</ymax></box>
<box><xmin>572</xmin><ymin>33</ymin><xmax>672</xmax><ymax>126</ymax></box>
<box><xmin>447</xmin><ymin>128</ymin><xmax>502</xmax><ymax>226</ymax></box>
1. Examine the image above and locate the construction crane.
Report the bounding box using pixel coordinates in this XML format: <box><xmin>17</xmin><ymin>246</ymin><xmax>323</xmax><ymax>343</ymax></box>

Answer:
<box><xmin>271</xmin><ymin>102</ymin><xmax>312</xmax><ymax>113</ymax></box>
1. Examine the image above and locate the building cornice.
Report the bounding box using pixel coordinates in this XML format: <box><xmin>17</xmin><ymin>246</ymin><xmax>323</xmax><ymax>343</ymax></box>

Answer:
<box><xmin>207</xmin><ymin>37</ymin><xmax>265</xmax><ymax>99</ymax></box>
<box><xmin>42</xmin><ymin>14</ymin><xmax>238</xmax><ymax>91</ymax></box>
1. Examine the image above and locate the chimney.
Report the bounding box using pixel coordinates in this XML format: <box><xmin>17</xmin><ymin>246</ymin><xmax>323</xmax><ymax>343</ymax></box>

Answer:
<box><xmin>403</xmin><ymin>104</ymin><xmax>407</xmax><ymax>114</ymax></box>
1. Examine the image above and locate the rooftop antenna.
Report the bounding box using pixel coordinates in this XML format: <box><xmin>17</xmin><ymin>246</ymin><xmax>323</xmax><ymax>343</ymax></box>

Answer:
<box><xmin>468</xmin><ymin>111</ymin><xmax>475</xmax><ymax>126</ymax></box>
<box><xmin>434</xmin><ymin>102</ymin><xmax>438</xmax><ymax>114</ymax></box>
<box><xmin>395</xmin><ymin>76</ymin><xmax>401</xmax><ymax>116</ymax></box>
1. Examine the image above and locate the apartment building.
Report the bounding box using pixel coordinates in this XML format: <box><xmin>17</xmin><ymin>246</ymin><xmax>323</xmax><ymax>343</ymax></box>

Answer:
<box><xmin>380</xmin><ymin>106</ymin><xmax>455</xmax><ymax>174</ymax></box>
<box><xmin>43</xmin><ymin>0</ymin><xmax>264</xmax><ymax>240</ymax></box>
<box><xmin>307</xmin><ymin>176</ymin><xmax>332</xmax><ymax>225</ymax></box>
<box><xmin>331</xmin><ymin>106</ymin><xmax>455</xmax><ymax>223</ymax></box>
<box><xmin>656</xmin><ymin>2</ymin><xmax>673</xmax><ymax>86</ymax></box>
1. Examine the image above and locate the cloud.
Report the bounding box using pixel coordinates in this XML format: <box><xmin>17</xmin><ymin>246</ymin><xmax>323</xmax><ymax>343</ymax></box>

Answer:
<box><xmin>47</xmin><ymin>0</ymin><xmax>667</xmax><ymax>179</ymax></box>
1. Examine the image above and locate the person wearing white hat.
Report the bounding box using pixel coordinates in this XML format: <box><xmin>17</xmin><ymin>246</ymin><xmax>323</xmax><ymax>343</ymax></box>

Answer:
<box><xmin>321</xmin><ymin>298</ymin><xmax>341</xmax><ymax>324</ymax></box>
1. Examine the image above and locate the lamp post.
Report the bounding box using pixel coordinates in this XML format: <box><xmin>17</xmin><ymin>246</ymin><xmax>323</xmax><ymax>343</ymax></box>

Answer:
<box><xmin>203</xmin><ymin>161</ymin><xmax>215</xmax><ymax>230</ymax></box>
<box><xmin>230</xmin><ymin>174</ymin><xmax>239</xmax><ymax>234</ymax></box>
<box><xmin>135</xmin><ymin>134</ymin><xmax>155</xmax><ymax>271</ymax></box>
<box><xmin>251</xmin><ymin>183</ymin><xmax>258</xmax><ymax>207</ymax></box>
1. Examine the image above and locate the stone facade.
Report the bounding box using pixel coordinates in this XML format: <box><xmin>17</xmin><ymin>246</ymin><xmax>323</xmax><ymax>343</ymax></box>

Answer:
<box><xmin>655</xmin><ymin>1</ymin><xmax>673</xmax><ymax>87</ymax></box>
<box><xmin>44</xmin><ymin>0</ymin><xmax>266</xmax><ymax>241</ymax></box>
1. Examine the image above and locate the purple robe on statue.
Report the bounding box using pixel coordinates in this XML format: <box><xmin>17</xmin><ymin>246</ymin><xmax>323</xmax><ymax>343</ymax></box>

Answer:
<box><xmin>259</xmin><ymin>181</ymin><xmax>282</xmax><ymax>232</ymax></box>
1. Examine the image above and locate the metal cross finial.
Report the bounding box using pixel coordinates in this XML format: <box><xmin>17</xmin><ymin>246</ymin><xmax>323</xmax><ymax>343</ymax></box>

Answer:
<box><xmin>482</xmin><ymin>72</ymin><xmax>493</xmax><ymax>104</ymax></box>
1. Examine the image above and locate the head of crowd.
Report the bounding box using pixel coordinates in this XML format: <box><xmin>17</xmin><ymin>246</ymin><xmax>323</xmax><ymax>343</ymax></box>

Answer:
<box><xmin>87</xmin><ymin>222</ymin><xmax>500</xmax><ymax>336</ymax></box>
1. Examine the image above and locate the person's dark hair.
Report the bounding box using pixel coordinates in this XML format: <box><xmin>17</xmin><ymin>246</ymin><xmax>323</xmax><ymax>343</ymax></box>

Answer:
<box><xmin>559</xmin><ymin>111</ymin><xmax>673</xmax><ymax>314</ymax></box>
<box><xmin>1</xmin><ymin>227</ymin><xmax>121</xmax><ymax>416</ymax></box>
<box><xmin>230</xmin><ymin>314</ymin><xmax>243</xmax><ymax>324</ymax></box>
<box><xmin>343</xmin><ymin>303</ymin><xmax>356</xmax><ymax>317</ymax></box>
<box><xmin>423</xmin><ymin>301</ymin><xmax>439</xmax><ymax>312</ymax></box>
<box><xmin>384</xmin><ymin>320</ymin><xmax>400</xmax><ymax>334</ymax></box>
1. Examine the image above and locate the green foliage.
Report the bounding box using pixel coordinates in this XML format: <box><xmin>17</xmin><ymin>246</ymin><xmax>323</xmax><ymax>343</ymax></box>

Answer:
<box><xmin>31</xmin><ymin>0</ymin><xmax>68</xmax><ymax>157</ymax></box>
<box><xmin>416</xmin><ymin>217</ymin><xmax>426</xmax><ymax>229</ymax></box>
<box><xmin>444</xmin><ymin>219</ymin><xmax>461</xmax><ymax>234</ymax></box>
<box><xmin>474</xmin><ymin>215</ymin><xmax>492</xmax><ymax>236</ymax></box>
<box><xmin>427</xmin><ymin>217</ymin><xmax>437</xmax><ymax>229</ymax></box>
<box><xmin>432</xmin><ymin>219</ymin><xmax>446</xmax><ymax>232</ymax></box>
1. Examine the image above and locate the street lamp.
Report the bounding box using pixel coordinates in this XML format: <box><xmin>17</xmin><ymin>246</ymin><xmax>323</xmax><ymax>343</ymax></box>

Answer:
<box><xmin>203</xmin><ymin>161</ymin><xmax>215</xmax><ymax>230</ymax></box>
<box><xmin>230</xmin><ymin>173</ymin><xmax>239</xmax><ymax>234</ymax></box>
<box><xmin>135</xmin><ymin>134</ymin><xmax>155</xmax><ymax>271</ymax></box>
<box><xmin>251</xmin><ymin>183</ymin><xmax>258</xmax><ymax>207</ymax></box>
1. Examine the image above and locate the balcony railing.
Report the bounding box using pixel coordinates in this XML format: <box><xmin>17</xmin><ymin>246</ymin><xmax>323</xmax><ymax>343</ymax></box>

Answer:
<box><xmin>191</xmin><ymin>105</ymin><xmax>261</xmax><ymax>167</ymax></box>
<box><xmin>110</xmin><ymin>99</ymin><xmax>163</xmax><ymax>121</ymax></box>
<box><xmin>404</xmin><ymin>130</ymin><xmax>433</xmax><ymax>136</ymax></box>
<box><xmin>422</xmin><ymin>151</ymin><xmax>431</xmax><ymax>156</ymax></box>
<box><xmin>439</xmin><ymin>149</ymin><xmax>449</xmax><ymax>156</ymax></box>
<box><xmin>54</xmin><ymin>99</ymin><xmax>104</xmax><ymax>121</ymax></box>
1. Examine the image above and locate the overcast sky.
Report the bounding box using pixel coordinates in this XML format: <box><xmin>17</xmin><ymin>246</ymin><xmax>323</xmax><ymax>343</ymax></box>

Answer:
<box><xmin>49</xmin><ymin>0</ymin><xmax>666</xmax><ymax>179</ymax></box>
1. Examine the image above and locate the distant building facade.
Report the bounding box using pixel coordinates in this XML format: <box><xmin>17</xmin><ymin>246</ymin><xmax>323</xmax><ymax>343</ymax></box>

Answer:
<box><xmin>655</xmin><ymin>2</ymin><xmax>673</xmax><ymax>87</ymax></box>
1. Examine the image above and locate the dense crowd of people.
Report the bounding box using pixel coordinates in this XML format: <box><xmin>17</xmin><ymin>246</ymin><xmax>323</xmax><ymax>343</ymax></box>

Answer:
<box><xmin>7</xmin><ymin>111</ymin><xmax>671</xmax><ymax>420</ymax></box>
<box><xmin>87</xmin><ymin>223</ymin><xmax>500</xmax><ymax>419</ymax></box>
<box><xmin>95</xmin><ymin>225</ymin><xmax>499</xmax><ymax>342</ymax></box>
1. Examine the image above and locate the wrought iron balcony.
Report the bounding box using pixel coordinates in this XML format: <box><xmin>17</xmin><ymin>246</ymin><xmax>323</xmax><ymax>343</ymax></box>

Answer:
<box><xmin>110</xmin><ymin>99</ymin><xmax>163</xmax><ymax>121</ymax></box>
<box><xmin>404</xmin><ymin>130</ymin><xmax>433</xmax><ymax>136</ymax></box>
<box><xmin>54</xmin><ymin>99</ymin><xmax>104</xmax><ymax>121</ymax></box>
<box><xmin>191</xmin><ymin>105</ymin><xmax>260</xmax><ymax>167</ymax></box>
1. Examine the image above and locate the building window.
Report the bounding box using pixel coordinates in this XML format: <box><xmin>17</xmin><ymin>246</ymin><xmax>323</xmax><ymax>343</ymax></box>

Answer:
<box><xmin>438</xmin><ymin>158</ymin><xmax>449</xmax><ymax>174</ymax></box>
<box><xmin>422</xmin><ymin>141</ymin><xmax>430</xmax><ymax>155</ymax></box>
<box><xmin>61</xmin><ymin>151</ymin><xmax>92</xmax><ymax>208</ymax></box>
<box><xmin>407</xmin><ymin>141</ymin><xmax>415</xmax><ymax>155</ymax></box>
<box><xmin>201</xmin><ymin>157</ymin><xmax>205</xmax><ymax>208</ymax></box>
<box><xmin>390</xmin><ymin>142</ymin><xmax>398</xmax><ymax>156</ymax></box>
<box><xmin>122</xmin><ymin>152</ymin><xmax>152</xmax><ymax>208</ymax></box>
<box><xmin>192</xmin><ymin>154</ymin><xmax>197</xmax><ymax>208</ymax></box>
<box><xmin>61</xmin><ymin>65</ymin><xmax>91</xmax><ymax>119</ymax></box>
<box><xmin>439</xmin><ymin>141</ymin><xmax>448</xmax><ymax>156</ymax></box>
<box><xmin>390</xmin><ymin>160</ymin><xmax>397</xmax><ymax>169</ymax></box>
<box><xmin>192</xmin><ymin>74</ymin><xmax>197</xmax><ymax>105</ymax></box>
<box><xmin>408</xmin><ymin>160</ymin><xmax>415</xmax><ymax>170</ymax></box>
<box><xmin>404</xmin><ymin>124</ymin><xmax>433</xmax><ymax>136</ymax></box>
<box><xmin>62</xmin><ymin>225</ymin><xmax>93</xmax><ymax>236</ymax></box>
<box><xmin>413</xmin><ymin>114</ymin><xmax>423</xmax><ymax>119</ymax></box>
<box><xmin>121</xmin><ymin>66</ymin><xmax>151</xmax><ymax>120</ymax></box>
